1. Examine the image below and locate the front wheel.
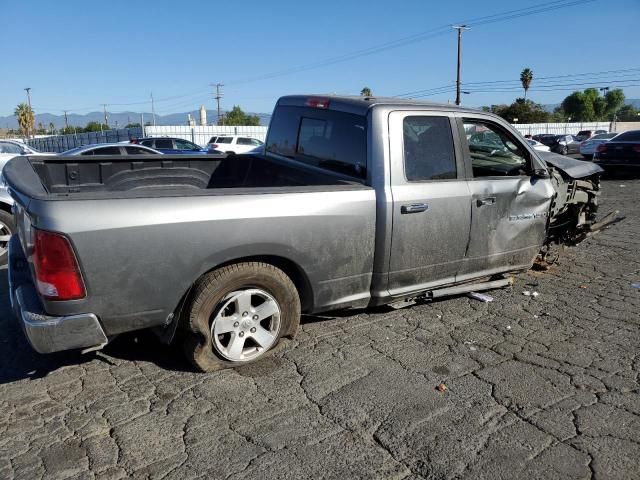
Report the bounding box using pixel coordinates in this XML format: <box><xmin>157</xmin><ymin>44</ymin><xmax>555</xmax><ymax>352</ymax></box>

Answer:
<box><xmin>561</xmin><ymin>146</ymin><xmax>568</xmax><ymax>155</ymax></box>
<box><xmin>182</xmin><ymin>262</ymin><xmax>301</xmax><ymax>371</ymax></box>
<box><xmin>0</xmin><ymin>210</ymin><xmax>15</xmax><ymax>266</ymax></box>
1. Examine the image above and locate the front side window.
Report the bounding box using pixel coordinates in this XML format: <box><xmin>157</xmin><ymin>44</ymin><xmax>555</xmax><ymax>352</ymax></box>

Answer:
<box><xmin>86</xmin><ymin>146</ymin><xmax>122</xmax><ymax>155</ymax></box>
<box><xmin>464</xmin><ymin>120</ymin><xmax>529</xmax><ymax>177</ymax></box>
<box><xmin>267</xmin><ymin>105</ymin><xmax>367</xmax><ymax>179</ymax></box>
<box><xmin>175</xmin><ymin>139</ymin><xmax>199</xmax><ymax>150</ymax></box>
<box><xmin>140</xmin><ymin>139</ymin><xmax>154</xmax><ymax>147</ymax></box>
<box><xmin>126</xmin><ymin>146</ymin><xmax>157</xmax><ymax>155</ymax></box>
<box><xmin>402</xmin><ymin>116</ymin><xmax>456</xmax><ymax>181</ymax></box>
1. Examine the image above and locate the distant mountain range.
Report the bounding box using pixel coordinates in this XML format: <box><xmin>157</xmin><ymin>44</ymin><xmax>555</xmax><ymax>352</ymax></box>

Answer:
<box><xmin>2</xmin><ymin>100</ymin><xmax>639</xmax><ymax>129</ymax></box>
<box><xmin>0</xmin><ymin>109</ymin><xmax>271</xmax><ymax>130</ymax></box>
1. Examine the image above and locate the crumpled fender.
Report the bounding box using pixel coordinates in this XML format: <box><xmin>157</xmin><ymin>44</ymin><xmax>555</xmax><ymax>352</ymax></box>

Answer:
<box><xmin>538</xmin><ymin>151</ymin><xmax>603</xmax><ymax>179</ymax></box>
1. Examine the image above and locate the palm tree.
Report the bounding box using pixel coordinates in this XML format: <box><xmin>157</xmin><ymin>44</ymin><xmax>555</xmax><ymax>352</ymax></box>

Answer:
<box><xmin>14</xmin><ymin>103</ymin><xmax>35</xmax><ymax>139</ymax></box>
<box><xmin>48</xmin><ymin>122</ymin><xmax>55</xmax><ymax>134</ymax></box>
<box><xmin>360</xmin><ymin>87</ymin><xmax>372</xmax><ymax>97</ymax></box>
<box><xmin>520</xmin><ymin>68</ymin><xmax>534</xmax><ymax>100</ymax></box>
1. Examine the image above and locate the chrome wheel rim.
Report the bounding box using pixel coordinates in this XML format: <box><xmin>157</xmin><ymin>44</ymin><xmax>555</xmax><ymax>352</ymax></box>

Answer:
<box><xmin>210</xmin><ymin>289</ymin><xmax>281</xmax><ymax>362</ymax></box>
<box><xmin>0</xmin><ymin>220</ymin><xmax>11</xmax><ymax>258</ymax></box>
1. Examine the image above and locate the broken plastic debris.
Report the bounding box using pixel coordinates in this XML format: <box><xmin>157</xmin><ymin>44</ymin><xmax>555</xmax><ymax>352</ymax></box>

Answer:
<box><xmin>579</xmin><ymin>285</ymin><xmax>588</xmax><ymax>289</ymax></box>
<box><xmin>523</xmin><ymin>291</ymin><xmax>531</xmax><ymax>296</ymax></box>
<box><xmin>506</xmin><ymin>325</ymin><xmax>512</xmax><ymax>330</ymax></box>
<box><xmin>469</xmin><ymin>346</ymin><xmax>478</xmax><ymax>351</ymax></box>
<box><xmin>630</xmin><ymin>282</ymin><xmax>640</xmax><ymax>289</ymax></box>
<box><xmin>619</xmin><ymin>184</ymin><xmax>626</xmax><ymax>188</ymax></box>
<box><xmin>531</xmin><ymin>291</ymin><xmax>539</xmax><ymax>298</ymax></box>
<box><xmin>467</xmin><ymin>292</ymin><xmax>493</xmax><ymax>302</ymax></box>
<box><xmin>436</xmin><ymin>383</ymin><xmax>448</xmax><ymax>393</ymax></box>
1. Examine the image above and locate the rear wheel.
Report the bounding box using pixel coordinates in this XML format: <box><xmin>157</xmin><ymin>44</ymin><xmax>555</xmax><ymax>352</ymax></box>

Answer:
<box><xmin>561</xmin><ymin>146</ymin><xmax>568</xmax><ymax>155</ymax></box>
<box><xmin>182</xmin><ymin>262</ymin><xmax>301</xmax><ymax>372</ymax></box>
<box><xmin>0</xmin><ymin>210</ymin><xmax>15</xmax><ymax>266</ymax></box>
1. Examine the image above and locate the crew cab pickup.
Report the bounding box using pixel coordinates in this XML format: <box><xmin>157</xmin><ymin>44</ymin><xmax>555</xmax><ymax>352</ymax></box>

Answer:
<box><xmin>5</xmin><ymin>95</ymin><xmax>602</xmax><ymax>371</ymax></box>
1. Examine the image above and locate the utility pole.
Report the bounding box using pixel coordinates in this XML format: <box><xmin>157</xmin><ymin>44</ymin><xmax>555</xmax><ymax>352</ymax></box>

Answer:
<box><xmin>150</xmin><ymin>92</ymin><xmax>156</xmax><ymax>126</ymax></box>
<box><xmin>102</xmin><ymin>104</ymin><xmax>109</xmax><ymax>129</ymax></box>
<box><xmin>212</xmin><ymin>83</ymin><xmax>224</xmax><ymax>125</ymax></box>
<box><xmin>63</xmin><ymin>110</ymin><xmax>69</xmax><ymax>131</ymax></box>
<box><xmin>24</xmin><ymin>87</ymin><xmax>33</xmax><ymax>138</ymax></box>
<box><xmin>453</xmin><ymin>25</ymin><xmax>469</xmax><ymax>106</ymax></box>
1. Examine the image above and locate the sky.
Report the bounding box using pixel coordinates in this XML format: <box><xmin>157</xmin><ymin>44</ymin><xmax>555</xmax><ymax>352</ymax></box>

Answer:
<box><xmin>2</xmin><ymin>0</ymin><xmax>639</xmax><ymax>118</ymax></box>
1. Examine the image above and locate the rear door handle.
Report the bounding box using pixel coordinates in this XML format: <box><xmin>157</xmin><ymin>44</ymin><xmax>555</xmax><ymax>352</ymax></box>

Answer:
<box><xmin>401</xmin><ymin>203</ymin><xmax>428</xmax><ymax>214</ymax></box>
<box><xmin>477</xmin><ymin>197</ymin><xmax>496</xmax><ymax>207</ymax></box>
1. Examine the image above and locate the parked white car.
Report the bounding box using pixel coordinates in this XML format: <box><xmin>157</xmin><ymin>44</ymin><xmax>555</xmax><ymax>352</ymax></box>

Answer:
<box><xmin>0</xmin><ymin>140</ymin><xmax>53</xmax><ymax>264</ymax></box>
<box><xmin>526</xmin><ymin>139</ymin><xmax>550</xmax><ymax>152</ymax></box>
<box><xmin>207</xmin><ymin>136</ymin><xmax>264</xmax><ymax>154</ymax></box>
<box><xmin>579</xmin><ymin>132</ymin><xmax>618</xmax><ymax>159</ymax></box>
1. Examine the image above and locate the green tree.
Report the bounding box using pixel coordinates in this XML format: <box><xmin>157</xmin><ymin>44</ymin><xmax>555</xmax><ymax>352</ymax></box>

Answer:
<box><xmin>218</xmin><ymin>106</ymin><xmax>261</xmax><ymax>126</ymax></box>
<box><xmin>125</xmin><ymin>122</ymin><xmax>141</xmax><ymax>128</ymax></box>
<box><xmin>360</xmin><ymin>86</ymin><xmax>373</xmax><ymax>97</ymax></box>
<box><xmin>48</xmin><ymin>122</ymin><xmax>55</xmax><ymax>134</ymax></box>
<box><xmin>615</xmin><ymin>104</ymin><xmax>640</xmax><ymax>121</ymax></box>
<box><xmin>604</xmin><ymin>89</ymin><xmax>625</xmax><ymax>119</ymax></box>
<box><xmin>84</xmin><ymin>121</ymin><xmax>109</xmax><ymax>132</ymax></box>
<box><xmin>14</xmin><ymin>103</ymin><xmax>35</xmax><ymax>139</ymax></box>
<box><xmin>520</xmin><ymin>68</ymin><xmax>533</xmax><ymax>100</ymax></box>
<box><xmin>60</xmin><ymin>126</ymin><xmax>79</xmax><ymax>135</ymax></box>
<box><xmin>490</xmin><ymin>98</ymin><xmax>550</xmax><ymax>123</ymax></box>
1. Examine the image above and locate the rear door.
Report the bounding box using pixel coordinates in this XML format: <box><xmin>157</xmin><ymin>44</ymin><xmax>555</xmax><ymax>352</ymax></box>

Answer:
<box><xmin>455</xmin><ymin>115</ymin><xmax>553</xmax><ymax>281</ymax></box>
<box><xmin>387</xmin><ymin>111</ymin><xmax>471</xmax><ymax>296</ymax></box>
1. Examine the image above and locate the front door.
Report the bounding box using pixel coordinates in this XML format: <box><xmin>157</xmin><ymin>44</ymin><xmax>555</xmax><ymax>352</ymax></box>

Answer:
<box><xmin>387</xmin><ymin>112</ymin><xmax>471</xmax><ymax>297</ymax></box>
<box><xmin>456</xmin><ymin>116</ymin><xmax>554</xmax><ymax>281</ymax></box>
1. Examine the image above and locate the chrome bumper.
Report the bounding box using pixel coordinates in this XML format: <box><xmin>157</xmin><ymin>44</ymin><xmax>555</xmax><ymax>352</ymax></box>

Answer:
<box><xmin>8</xmin><ymin>236</ymin><xmax>107</xmax><ymax>354</ymax></box>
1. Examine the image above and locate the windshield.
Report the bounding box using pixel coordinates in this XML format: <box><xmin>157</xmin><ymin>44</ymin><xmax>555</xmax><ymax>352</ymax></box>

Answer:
<box><xmin>60</xmin><ymin>146</ymin><xmax>86</xmax><ymax>155</ymax></box>
<box><xmin>593</xmin><ymin>133</ymin><xmax>617</xmax><ymax>140</ymax></box>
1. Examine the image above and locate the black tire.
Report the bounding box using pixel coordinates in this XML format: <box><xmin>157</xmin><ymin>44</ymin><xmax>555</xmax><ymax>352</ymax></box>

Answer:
<box><xmin>582</xmin><ymin>154</ymin><xmax>593</xmax><ymax>160</ymax></box>
<box><xmin>0</xmin><ymin>210</ymin><xmax>15</xmax><ymax>266</ymax></box>
<box><xmin>561</xmin><ymin>146</ymin><xmax>568</xmax><ymax>155</ymax></box>
<box><xmin>182</xmin><ymin>262</ymin><xmax>300</xmax><ymax>372</ymax></box>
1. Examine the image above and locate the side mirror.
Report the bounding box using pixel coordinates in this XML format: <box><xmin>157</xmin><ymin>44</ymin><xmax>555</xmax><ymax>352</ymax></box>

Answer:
<box><xmin>20</xmin><ymin>149</ymin><xmax>29</xmax><ymax>155</ymax></box>
<box><xmin>533</xmin><ymin>168</ymin><xmax>550</xmax><ymax>179</ymax></box>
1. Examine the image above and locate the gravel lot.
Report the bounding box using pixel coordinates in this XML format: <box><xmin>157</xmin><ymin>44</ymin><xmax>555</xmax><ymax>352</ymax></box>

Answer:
<box><xmin>1</xmin><ymin>178</ymin><xmax>639</xmax><ymax>480</ymax></box>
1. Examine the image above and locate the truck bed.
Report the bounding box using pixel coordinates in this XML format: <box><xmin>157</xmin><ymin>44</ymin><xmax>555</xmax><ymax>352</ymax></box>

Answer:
<box><xmin>5</xmin><ymin>154</ymin><xmax>361</xmax><ymax>200</ymax></box>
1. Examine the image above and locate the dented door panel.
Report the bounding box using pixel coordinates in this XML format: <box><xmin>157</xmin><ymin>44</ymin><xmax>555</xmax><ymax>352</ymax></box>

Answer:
<box><xmin>457</xmin><ymin>176</ymin><xmax>554</xmax><ymax>281</ymax></box>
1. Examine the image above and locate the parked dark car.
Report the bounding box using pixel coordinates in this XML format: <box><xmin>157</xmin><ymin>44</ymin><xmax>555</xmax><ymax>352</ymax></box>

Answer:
<box><xmin>136</xmin><ymin>137</ymin><xmax>209</xmax><ymax>155</ymax></box>
<box><xmin>541</xmin><ymin>135</ymin><xmax>581</xmax><ymax>155</ymax></box>
<box><xmin>593</xmin><ymin>129</ymin><xmax>640</xmax><ymax>169</ymax></box>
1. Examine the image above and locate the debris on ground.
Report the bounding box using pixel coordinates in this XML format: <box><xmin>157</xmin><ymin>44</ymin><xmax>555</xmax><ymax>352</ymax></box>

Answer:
<box><xmin>523</xmin><ymin>290</ymin><xmax>540</xmax><ymax>297</ymax></box>
<box><xmin>532</xmin><ymin>291</ymin><xmax>539</xmax><ymax>298</ymax></box>
<box><xmin>467</xmin><ymin>292</ymin><xmax>493</xmax><ymax>302</ymax></box>
<box><xmin>579</xmin><ymin>285</ymin><xmax>588</xmax><ymax>289</ymax></box>
<box><xmin>506</xmin><ymin>325</ymin><xmax>512</xmax><ymax>331</ymax></box>
<box><xmin>631</xmin><ymin>282</ymin><xmax>640</xmax><ymax>289</ymax></box>
<box><xmin>436</xmin><ymin>383</ymin><xmax>448</xmax><ymax>393</ymax></box>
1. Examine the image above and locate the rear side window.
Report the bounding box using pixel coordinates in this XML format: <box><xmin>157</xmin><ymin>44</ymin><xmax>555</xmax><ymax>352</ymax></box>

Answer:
<box><xmin>237</xmin><ymin>137</ymin><xmax>254</xmax><ymax>145</ymax></box>
<box><xmin>126</xmin><ymin>146</ymin><xmax>157</xmax><ymax>155</ymax></box>
<box><xmin>216</xmin><ymin>137</ymin><xmax>233</xmax><ymax>144</ymax></box>
<box><xmin>614</xmin><ymin>130</ymin><xmax>640</xmax><ymax>141</ymax></box>
<box><xmin>140</xmin><ymin>140</ymin><xmax>154</xmax><ymax>147</ymax></box>
<box><xmin>403</xmin><ymin>116</ymin><xmax>456</xmax><ymax>181</ymax></box>
<box><xmin>155</xmin><ymin>139</ymin><xmax>174</xmax><ymax>149</ymax></box>
<box><xmin>208</xmin><ymin>136</ymin><xmax>218</xmax><ymax>143</ymax></box>
<box><xmin>267</xmin><ymin>105</ymin><xmax>367</xmax><ymax>179</ymax></box>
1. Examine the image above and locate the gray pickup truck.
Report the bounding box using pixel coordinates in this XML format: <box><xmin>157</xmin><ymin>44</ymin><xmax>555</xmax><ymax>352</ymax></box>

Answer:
<box><xmin>5</xmin><ymin>95</ymin><xmax>602</xmax><ymax>371</ymax></box>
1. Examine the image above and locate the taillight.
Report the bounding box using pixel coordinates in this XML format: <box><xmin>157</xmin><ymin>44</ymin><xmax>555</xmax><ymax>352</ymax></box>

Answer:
<box><xmin>305</xmin><ymin>97</ymin><xmax>330</xmax><ymax>109</ymax></box>
<box><xmin>596</xmin><ymin>144</ymin><xmax>607</xmax><ymax>153</ymax></box>
<box><xmin>211</xmin><ymin>144</ymin><xmax>218</xmax><ymax>149</ymax></box>
<box><xmin>33</xmin><ymin>229</ymin><xmax>86</xmax><ymax>300</ymax></box>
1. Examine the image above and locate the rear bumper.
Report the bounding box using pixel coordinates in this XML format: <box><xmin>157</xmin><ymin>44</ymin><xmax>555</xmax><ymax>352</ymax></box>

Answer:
<box><xmin>8</xmin><ymin>235</ymin><xmax>107</xmax><ymax>354</ymax></box>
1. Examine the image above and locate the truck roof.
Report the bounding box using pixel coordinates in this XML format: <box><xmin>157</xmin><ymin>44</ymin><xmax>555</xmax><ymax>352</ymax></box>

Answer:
<box><xmin>277</xmin><ymin>94</ymin><xmax>486</xmax><ymax>116</ymax></box>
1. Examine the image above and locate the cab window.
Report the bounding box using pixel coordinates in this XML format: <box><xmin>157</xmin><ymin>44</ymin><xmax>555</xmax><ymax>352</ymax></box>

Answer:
<box><xmin>402</xmin><ymin>116</ymin><xmax>457</xmax><ymax>181</ymax></box>
<box><xmin>463</xmin><ymin>120</ymin><xmax>529</xmax><ymax>177</ymax></box>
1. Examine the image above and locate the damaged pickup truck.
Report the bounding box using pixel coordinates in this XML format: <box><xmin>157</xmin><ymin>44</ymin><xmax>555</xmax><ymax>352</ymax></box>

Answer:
<box><xmin>5</xmin><ymin>95</ymin><xmax>602</xmax><ymax>371</ymax></box>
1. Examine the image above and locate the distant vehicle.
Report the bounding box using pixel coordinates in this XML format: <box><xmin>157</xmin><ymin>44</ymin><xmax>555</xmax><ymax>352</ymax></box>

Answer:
<box><xmin>526</xmin><ymin>139</ymin><xmax>550</xmax><ymax>152</ymax></box>
<box><xmin>61</xmin><ymin>143</ymin><xmax>162</xmax><ymax>156</ymax></box>
<box><xmin>207</xmin><ymin>136</ymin><xmax>264</xmax><ymax>154</ymax></box>
<box><xmin>543</xmin><ymin>135</ymin><xmax>581</xmax><ymax>155</ymax></box>
<box><xmin>593</xmin><ymin>129</ymin><xmax>640</xmax><ymax>169</ymax></box>
<box><xmin>576</xmin><ymin>130</ymin><xmax>607</xmax><ymax>141</ymax></box>
<box><xmin>580</xmin><ymin>133</ymin><xmax>618</xmax><ymax>159</ymax></box>
<box><xmin>533</xmin><ymin>134</ymin><xmax>557</xmax><ymax>145</ymax></box>
<box><xmin>136</xmin><ymin>137</ymin><xmax>209</xmax><ymax>154</ymax></box>
<box><xmin>1</xmin><ymin>140</ymin><xmax>53</xmax><ymax>265</ymax></box>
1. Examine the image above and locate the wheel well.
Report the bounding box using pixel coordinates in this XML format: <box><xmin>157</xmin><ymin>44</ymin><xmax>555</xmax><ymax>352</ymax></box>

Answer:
<box><xmin>213</xmin><ymin>255</ymin><xmax>313</xmax><ymax>312</ymax></box>
<box><xmin>0</xmin><ymin>202</ymin><xmax>12</xmax><ymax>215</ymax></box>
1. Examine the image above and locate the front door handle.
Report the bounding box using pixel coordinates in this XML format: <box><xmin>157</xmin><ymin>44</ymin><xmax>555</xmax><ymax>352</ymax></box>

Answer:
<box><xmin>477</xmin><ymin>197</ymin><xmax>496</xmax><ymax>207</ymax></box>
<box><xmin>401</xmin><ymin>203</ymin><xmax>428</xmax><ymax>214</ymax></box>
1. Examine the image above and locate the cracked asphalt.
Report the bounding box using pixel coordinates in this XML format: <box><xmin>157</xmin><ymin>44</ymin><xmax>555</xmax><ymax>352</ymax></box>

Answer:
<box><xmin>1</xmin><ymin>178</ymin><xmax>639</xmax><ymax>480</ymax></box>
